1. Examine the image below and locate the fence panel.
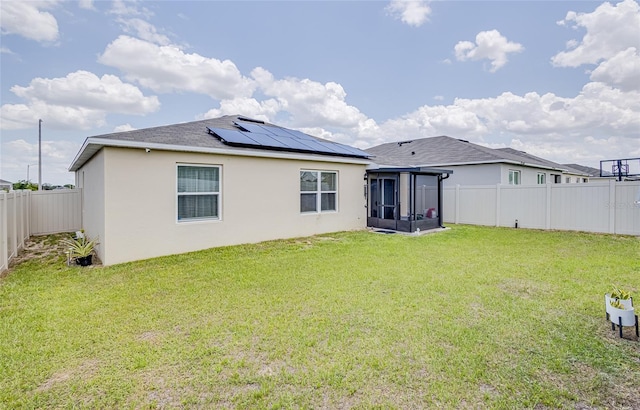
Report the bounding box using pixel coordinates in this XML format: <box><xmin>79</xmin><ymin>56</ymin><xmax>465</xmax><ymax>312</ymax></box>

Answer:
<box><xmin>0</xmin><ymin>193</ymin><xmax>8</xmax><ymax>272</ymax></box>
<box><xmin>549</xmin><ymin>183</ymin><xmax>612</xmax><ymax>233</ymax></box>
<box><xmin>1</xmin><ymin>189</ymin><xmax>81</xmax><ymax>275</ymax></box>
<box><xmin>30</xmin><ymin>189</ymin><xmax>82</xmax><ymax>235</ymax></box>
<box><xmin>0</xmin><ymin>191</ymin><xmax>32</xmax><ymax>273</ymax></box>
<box><xmin>458</xmin><ymin>186</ymin><xmax>496</xmax><ymax>225</ymax></box>
<box><xmin>444</xmin><ymin>181</ymin><xmax>640</xmax><ymax>236</ymax></box>
<box><xmin>499</xmin><ymin>185</ymin><xmax>547</xmax><ymax>229</ymax></box>
<box><xmin>614</xmin><ymin>182</ymin><xmax>640</xmax><ymax>235</ymax></box>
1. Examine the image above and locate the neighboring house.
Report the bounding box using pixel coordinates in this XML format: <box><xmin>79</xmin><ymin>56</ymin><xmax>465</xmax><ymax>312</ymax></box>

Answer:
<box><xmin>366</xmin><ymin>136</ymin><xmax>588</xmax><ymax>187</ymax></box>
<box><xmin>566</xmin><ymin>162</ymin><xmax>640</xmax><ymax>182</ymax></box>
<box><xmin>0</xmin><ymin>179</ymin><xmax>12</xmax><ymax>192</ymax></box>
<box><xmin>69</xmin><ymin>115</ymin><xmax>372</xmax><ymax>266</ymax></box>
<box><xmin>563</xmin><ymin>163</ymin><xmax>604</xmax><ymax>182</ymax></box>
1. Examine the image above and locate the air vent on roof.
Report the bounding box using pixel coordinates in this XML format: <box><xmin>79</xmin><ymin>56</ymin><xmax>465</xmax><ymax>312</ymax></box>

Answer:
<box><xmin>237</xmin><ymin>116</ymin><xmax>265</xmax><ymax>124</ymax></box>
<box><xmin>458</xmin><ymin>139</ymin><xmax>469</xmax><ymax>143</ymax></box>
<box><xmin>397</xmin><ymin>140</ymin><xmax>413</xmax><ymax>146</ymax></box>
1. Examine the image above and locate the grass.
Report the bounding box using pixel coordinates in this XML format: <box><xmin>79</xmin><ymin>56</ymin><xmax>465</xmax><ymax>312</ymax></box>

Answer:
<box><xmin>1</xmin><ymin>225</ymin><xmax>639</xmax><ymax>409</ymax></box>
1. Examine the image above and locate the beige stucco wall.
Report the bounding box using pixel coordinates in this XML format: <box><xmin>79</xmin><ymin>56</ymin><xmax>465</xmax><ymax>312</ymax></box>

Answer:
<box><xmin>81</xmin><ymin>147</ymin><xmax>368</xmax><ymax>265</ymax></box>
<box><xmin>76</xmin><ymin>149</ymin><xmax>106</xmax><ymax>262</ymax></box>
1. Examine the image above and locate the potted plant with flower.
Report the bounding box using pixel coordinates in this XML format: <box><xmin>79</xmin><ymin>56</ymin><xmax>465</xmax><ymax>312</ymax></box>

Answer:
<box><xmin>63</xmin><ymin>234</ymin><xmax>98</xmax><ymax>266</ymax></box>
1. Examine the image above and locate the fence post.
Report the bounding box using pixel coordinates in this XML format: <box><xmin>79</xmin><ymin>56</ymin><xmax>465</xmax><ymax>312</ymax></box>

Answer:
<box><xmin>1</xmin><ymin>192</ymin><xmax>7</xmax><ymax>273</ymax></box>
<box><xmin>455</xmin><ymin>184</ymin><xmax>460</xmax><ymax>224</ymax></box>
<box><xmin>495</xmin><ymin>184</ymin><xmax>501</xmax><ymax>227</ymax></box>
<box><xmin>546</xmin><ymin>183</ymin><xmax>552</xmax><ymax>230</ymax></box>
<box><xmin>18</xmin><ymin>191</ymin><xmax>25</xmax><ymax>250</ymax></box>
<box><xmin>26</xmin><ymin>190</ymin><xmax>31</xmax><ymax>238</ymax></box>
<box><xmin>11</xmin><ymin>191</ymin><xmax>17</xmax><ymax>260</ymax></box>
<box><xmin>609</xmin><ymin>180</ymin><xmax>616</xmax><ymax>234</ymax></box>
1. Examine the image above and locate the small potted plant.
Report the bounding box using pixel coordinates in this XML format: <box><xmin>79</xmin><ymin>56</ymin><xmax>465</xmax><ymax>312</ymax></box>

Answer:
<box><xmin>605</xmin><ymin>286</ymin><xmax>638</xmax><ymax>338</ymax></box>
<box><xmin>605</xmin><ymin>285</ymin><xmax>633</xmax><ymax>320</ymax></box>
<box><xmin>63</xmin><ymin>234</ymin><xmax>98</xmax><ymax>266</ymax></box>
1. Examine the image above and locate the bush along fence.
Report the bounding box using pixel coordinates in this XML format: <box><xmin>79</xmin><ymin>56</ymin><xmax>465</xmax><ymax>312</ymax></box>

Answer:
<box><xmin>443</xmin><ymin>180</ymin><xmax>640</xmax><ymax>236</ymax></box>
<box><xmin>0</xmin><ymin>189</ymin><xmax>82</xmax><ymax>273</ymax></box>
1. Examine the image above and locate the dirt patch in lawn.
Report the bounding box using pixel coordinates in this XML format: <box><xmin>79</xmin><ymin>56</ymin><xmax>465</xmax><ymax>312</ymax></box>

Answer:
<box><xmin>3</xmin><ymin>233</ymin><xmax>101</xmax><ymax>277</ymax></box>
<box><xmin>36</xmin><ymin>359</ymin><xmax>101</xmax><ymax>393</ymax></box>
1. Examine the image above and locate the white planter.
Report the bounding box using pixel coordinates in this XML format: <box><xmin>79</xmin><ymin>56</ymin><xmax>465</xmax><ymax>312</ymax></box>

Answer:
<box><xmin>609</xmin><ymin>306</ymin><xmax>636</xmax><ymax>327</ymax></box>
<box><xmin>605</xmin><ymin>294</ymin><xmax>633</xmax><ymax>319</ymax></box>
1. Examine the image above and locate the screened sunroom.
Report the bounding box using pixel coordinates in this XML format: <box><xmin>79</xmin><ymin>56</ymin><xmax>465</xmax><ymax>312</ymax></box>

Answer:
<box><xmin>366</xmin><ymin>167</ymin><xmax>452</xmax><ymax>233</ymax></box>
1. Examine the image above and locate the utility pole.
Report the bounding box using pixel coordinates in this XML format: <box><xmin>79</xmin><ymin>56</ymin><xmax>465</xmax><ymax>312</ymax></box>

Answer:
<box><xmin>38</xmin><ymin>119</ymin><xmax>42</xmax><ymax>190</ymax></box>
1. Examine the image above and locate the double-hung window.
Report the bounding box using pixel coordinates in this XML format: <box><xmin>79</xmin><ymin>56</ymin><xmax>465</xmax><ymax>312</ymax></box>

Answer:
<box><xmin>300</xmin><ymin>170</ymin><xmax>337</xmax><ymax>213</ymax></box>
<box><xmin>508</xmin><ymin>170</ymin><xmax>521</xmax><ymax>185</ymax></box>
<box><xmin>177</xmin><ymin>165</ymin><xmax>220</xmax><ymax>221</ymax></box>
<box><xmin>537</xmin><ymin>172</ymin><xmax>546</xmax><ymax>184</ymax></box>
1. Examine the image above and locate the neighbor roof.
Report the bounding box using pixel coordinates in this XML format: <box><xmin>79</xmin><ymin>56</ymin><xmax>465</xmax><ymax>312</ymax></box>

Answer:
<box><xmin>366</xmin><ymin>136</ymin><xmax>569</xmax><ymax>172</ymax></box>
<box><xmin>70</xmin><ymin>115</ymin><xmax>371</xmax><ymax>171</ymax></box>
<box><xmin>563</xmin><ymin>163</ymin><xmax>609</xmax><ymax>177</ymax></box>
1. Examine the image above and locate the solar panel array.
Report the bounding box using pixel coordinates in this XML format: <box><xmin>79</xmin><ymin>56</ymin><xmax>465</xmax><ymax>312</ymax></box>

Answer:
<box><xmin>207</xmin><ymin>120</ymin><xmax>370</xmax><ymax>158</ymax></box>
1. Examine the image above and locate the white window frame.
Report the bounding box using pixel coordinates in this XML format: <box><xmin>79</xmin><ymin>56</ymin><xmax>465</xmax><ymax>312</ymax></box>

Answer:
<box><xmin>300</xmin><ymin>170</ymin><xmax>338</xmax><ymax>214</ymax></box>
<box><xmin>537</xmin><ymin>172</ymin><xmax>546</xmax><ymax>184</ymax></box>
<box><xmin>176</xmin><ymin>164</ymin><xmax>221</xmax><ymax>222</ymax></box>
<box><xmin>508</xmin><ymin>170</ymin><xmax>521</xmax><ymax>185</ymax></box>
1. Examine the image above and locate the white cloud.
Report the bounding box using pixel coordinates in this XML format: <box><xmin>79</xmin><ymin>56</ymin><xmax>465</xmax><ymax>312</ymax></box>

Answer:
<box><xmin>589</xmin><ymin>47</ymin><xmax>640</xmax><ymax>92</ymax></box>
<box><xmin>454</xmin><ymin>30</ymin><xmax>524</xmax><ymax>72</ymax></box>
<box><xmin>507</xmin><ymin>136</ymin><xmax>640</xmax><ymax>169</ymax></box>
<box><xmin>386</xmin><ymin>0</ymin><xmax>431</xmax><ymax>27</ymax></box>
<box><xmin>108</xmin><ymin>0</ymin><xmax>152</xmax><ymax>18</ymax></box>
<box><xmin>341</xmin><ymin>79</ymin><xmax>639</xmax><ymax>162</ymax></box>
<box><xmin>453</xmin><ymin>83</ymin><xmax>640</xmax><ymax>137</ymax></box>
<box><xmin>113</xmin><ymin>124</ymin><xmax>136</xmax><ymax>132</ymax></box>
<box><xmin>552</xmin><ymin>0</ymin><xmax>640</xmax><ymax>67</ymax></box>
<box><xmin>98</xmin><ymin>36</ymin><xmax>256</xmax><ymax>99</ymax></box>
<box><xmin>0</xmin><ymin>0</ymin><xmax>60</xmax><ymax>42</ymax></box>
<box><xmin>1</xmin><ymin>70</ymin><xmax>160</xmax><ymax>130</ymax></box>
<box><xmin>201</xmin><ymin>97</ymin><xmax>281</xmax><ymax>123</ymax></box>
<box><xmin>375</xmin><ymin>104</ymin><xmax>488</xmax><ymax>145</ymax></box>
<box><xmin>250</xmin><ymin>67</ymin><xmax>370</xmax><ymax>129</ymax></box>
<box><xmin>117</xmin><ymin>18</ymin><xmax>171</xmax><ymax>45</ymax></box>
<box><xmin>1</xmin><ymin>139</ymin><xmax>79</xmax><ymax>185</ymax></box>
<box><xmin>78</xmin><ymin>0</ymin><xmax>95</xmax><ymax>10</ymax></box>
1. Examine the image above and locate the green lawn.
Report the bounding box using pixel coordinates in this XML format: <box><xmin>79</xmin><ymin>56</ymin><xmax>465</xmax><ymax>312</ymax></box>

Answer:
<box><xmin>1</xmin><ymin>225</ymin><xmax>639</xmax><ymax>409</ymax></box>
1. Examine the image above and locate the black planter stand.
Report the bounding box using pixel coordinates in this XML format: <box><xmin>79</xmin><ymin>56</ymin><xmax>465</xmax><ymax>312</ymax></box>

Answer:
<box><xmin>75</xmin><ymin>255</ymin><xmax>93</xmax><ymax>266</ymax></box>
<box><xmin>611</xmin><ymin>314</ymin><xmax>639</xmax><ymax>338</ymax></box>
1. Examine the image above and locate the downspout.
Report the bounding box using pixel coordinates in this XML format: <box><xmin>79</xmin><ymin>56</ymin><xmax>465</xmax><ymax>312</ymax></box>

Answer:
<box><xmin>438</xmin><ymin>173</ymin><xmax>450</xmax><ymax>228</ymax></box>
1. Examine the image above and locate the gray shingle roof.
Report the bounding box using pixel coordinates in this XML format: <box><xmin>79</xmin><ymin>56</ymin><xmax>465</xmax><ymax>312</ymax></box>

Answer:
<box><xmin>366</xmin><ymin>136</ymin><xmax>568</xmax><ymax>171</ymax></box>
<box><xmin>85</xmin><ymin>115</ymin><xmax>292</xmax><ymax>151</ymax></box>
<box><xmin>563</xmin><ymin>163</ymin><xmax>606</xmax><ymax>177</ymax></box>
<box><xmin>70</xmin><ymin>115</ymin><xmax>370</xmax><ymax>171</ymax></box>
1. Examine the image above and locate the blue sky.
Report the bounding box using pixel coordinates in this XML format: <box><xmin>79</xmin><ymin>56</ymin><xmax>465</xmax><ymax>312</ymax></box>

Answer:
<box><xmin>1</xmin><ymin>0</ymin><xmax>639</xmax><ymax>185</ymax></box>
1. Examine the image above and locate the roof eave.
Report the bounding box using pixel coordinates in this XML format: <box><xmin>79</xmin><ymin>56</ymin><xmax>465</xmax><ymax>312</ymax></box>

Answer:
<box><xmin>69</xmin><ymin>138</ymin><xmax>372</xmax><ymax>171</ymax></box>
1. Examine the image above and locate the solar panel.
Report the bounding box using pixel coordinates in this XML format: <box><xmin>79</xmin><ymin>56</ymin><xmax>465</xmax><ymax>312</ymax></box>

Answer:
<box><xmin>209</xmin><ymin>122</ymin><xmax>370</xmax><ymax>158</ymax></box>
<box><xmin>265</xmin><ymin>134</ymin><xmax>315</xmax><ymax>151</ymax></box>
<box><xmin>207</xmin><ymin>128</ymin><xmax>261</xmax><ymax>145</ymax></box>
<box><xmin>274</xmin><ymin>128</ymin><xmax>316</xmax><ymax>141</ymax></box>
<box><xmin>233</xmin><ymin>121</ymin><xmax>276</xmax><ymax>135</ymax></box>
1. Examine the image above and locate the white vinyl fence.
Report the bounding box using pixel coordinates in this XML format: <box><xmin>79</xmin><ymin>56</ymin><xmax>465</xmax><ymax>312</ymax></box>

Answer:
<box><xmin>1</xmin><ymin>189</ymin><xmax>82</xmax><ymax>273</ymax></box>
<box><xmin>443</xmin><ymin>180</ymin><xmax>640</xmax><ymax>236</ymax></box>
